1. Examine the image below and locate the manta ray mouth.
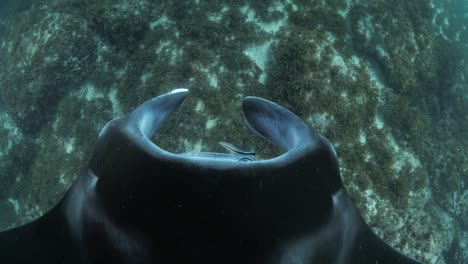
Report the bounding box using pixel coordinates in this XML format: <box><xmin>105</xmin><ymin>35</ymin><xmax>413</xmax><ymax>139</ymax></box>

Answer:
<box><xmin>88</xmin><ymin>88</ymin><xmax>343</xmax><ymax>195</ymax></box>
<box><xmin>90</xmin><ymin>88</ymin><xmax>330</xmax><ymax>172</ymax></box>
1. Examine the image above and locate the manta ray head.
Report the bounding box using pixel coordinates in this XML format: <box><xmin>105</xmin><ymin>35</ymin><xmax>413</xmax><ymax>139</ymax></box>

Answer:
<box><xmin>72</xmin><ymin>88</ymin><xmax>344</xmax><ymax>262</ymax></box>
<box><xmin>0</xmin><ymin>89</ymin><xmax>422</xmax><ymax>264</ymax></box>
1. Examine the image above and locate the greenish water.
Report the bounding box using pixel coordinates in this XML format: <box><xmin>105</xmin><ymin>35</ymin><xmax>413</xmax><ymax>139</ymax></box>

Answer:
<box><xmin>0</xmin><ymin>0</ymin><xmax>466</xmax><ymax>263</ymax></box>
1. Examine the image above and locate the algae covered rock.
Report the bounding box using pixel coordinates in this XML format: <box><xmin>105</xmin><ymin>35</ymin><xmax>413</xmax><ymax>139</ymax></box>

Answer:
<box><xmin>0</xmin><ymin>0</ymin><xmax>466</xmax><ymax>263</ymax></box>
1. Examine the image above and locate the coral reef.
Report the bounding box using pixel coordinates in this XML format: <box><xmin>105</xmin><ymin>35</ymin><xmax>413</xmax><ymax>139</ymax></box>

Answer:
<box><xmin>0</xmin><ymin>0</ymin><xmax>466</xmax><ymax>263</ymax></box>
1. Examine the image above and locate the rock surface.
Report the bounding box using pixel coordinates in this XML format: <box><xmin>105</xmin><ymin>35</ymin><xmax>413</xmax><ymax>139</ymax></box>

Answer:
<box><xmin>0</xmin><ymin>0</ymin><xmax>466</xmax><ymax>263</ymax></box>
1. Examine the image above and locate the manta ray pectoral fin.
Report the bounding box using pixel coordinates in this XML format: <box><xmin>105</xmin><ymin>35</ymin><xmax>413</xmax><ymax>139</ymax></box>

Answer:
<box><xmin>89</xmin><ymin>88</ymin><xmax>188</xmax><ymax>179</ymax></box>
<box><xmin>0</xmin><ymin>89</ymin><xmax>424</xmax><ymax>264</ymax></box>
<box><xmin>87</xmin><ymin>89</ymin><xmax>189</xmax><ymax>211</ymax></box>
<box><xmin>242</xmin><ymin>97</ymin><xmax>315</xmax><ymax>151</ymax></box>
<box><xmin>242</xmin><ymin>96</ymin><xmax>343</xmax><ymax>194</ymax></box>
<box><xmin>127</xmin><ymin>88</ymin><xmax>189</xmax><ymax>137</ymax></box>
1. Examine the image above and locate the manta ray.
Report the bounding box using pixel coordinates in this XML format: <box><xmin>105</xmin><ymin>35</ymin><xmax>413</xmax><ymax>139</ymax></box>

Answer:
<box><xmin>0</xmin><ymin>89</ymin><xmax>423</xmax><ymax>263</ymax></box>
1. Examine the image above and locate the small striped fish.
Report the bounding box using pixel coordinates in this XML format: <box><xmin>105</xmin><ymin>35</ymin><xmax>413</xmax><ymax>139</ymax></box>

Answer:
<box><xmin>218</xmin><ymin>141</ymin><xmax>256</xmax><ymax>162</ymax></box>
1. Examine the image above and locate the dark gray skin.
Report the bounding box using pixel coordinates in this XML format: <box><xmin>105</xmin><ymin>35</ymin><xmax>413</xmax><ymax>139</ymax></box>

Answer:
<box><xmin>0</xmin><ymin>89</ymin><xmax>423</xmax><ymax>264</ymax></box>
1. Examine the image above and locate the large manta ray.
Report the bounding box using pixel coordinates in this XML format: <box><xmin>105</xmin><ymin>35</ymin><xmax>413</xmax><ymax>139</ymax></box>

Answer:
<box><xmin>0</xmin><ymin>89</ymin><xmax>423</xmax><ymax>263</ymax></box>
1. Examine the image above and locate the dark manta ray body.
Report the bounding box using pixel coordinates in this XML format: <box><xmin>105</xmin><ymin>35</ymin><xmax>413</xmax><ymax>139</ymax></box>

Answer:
<box><xmin>0</xmin><ymin>89</ymin><xmax>422</xmax><ymax>263</ymax></box>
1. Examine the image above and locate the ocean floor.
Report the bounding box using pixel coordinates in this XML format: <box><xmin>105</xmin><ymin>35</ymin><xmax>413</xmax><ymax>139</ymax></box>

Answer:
<box><xmin>0</xmin><ymin>0</ymin><xmax>466</xmax><ymax>263</ymax></box>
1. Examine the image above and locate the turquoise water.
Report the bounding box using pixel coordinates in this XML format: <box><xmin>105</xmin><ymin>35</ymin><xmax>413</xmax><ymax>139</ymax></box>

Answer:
<box><xmin>0</xmin><ymin>0</ymin><xmax>466</xmax><ymax>263</ymax></box>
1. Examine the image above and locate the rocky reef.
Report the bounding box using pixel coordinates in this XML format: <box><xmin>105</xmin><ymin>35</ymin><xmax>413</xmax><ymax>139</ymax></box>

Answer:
<box><xmin>0</xmin><ymin>0</ymin><xmax>466</xmax><ymax>263</ymax></box>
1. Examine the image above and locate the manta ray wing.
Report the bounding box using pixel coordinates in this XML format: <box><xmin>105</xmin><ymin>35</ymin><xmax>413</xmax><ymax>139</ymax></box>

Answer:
<box><xmin>0</xmin><ymin>89</ymin><xmax>423</xmax><ymax>264</ymax></box>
